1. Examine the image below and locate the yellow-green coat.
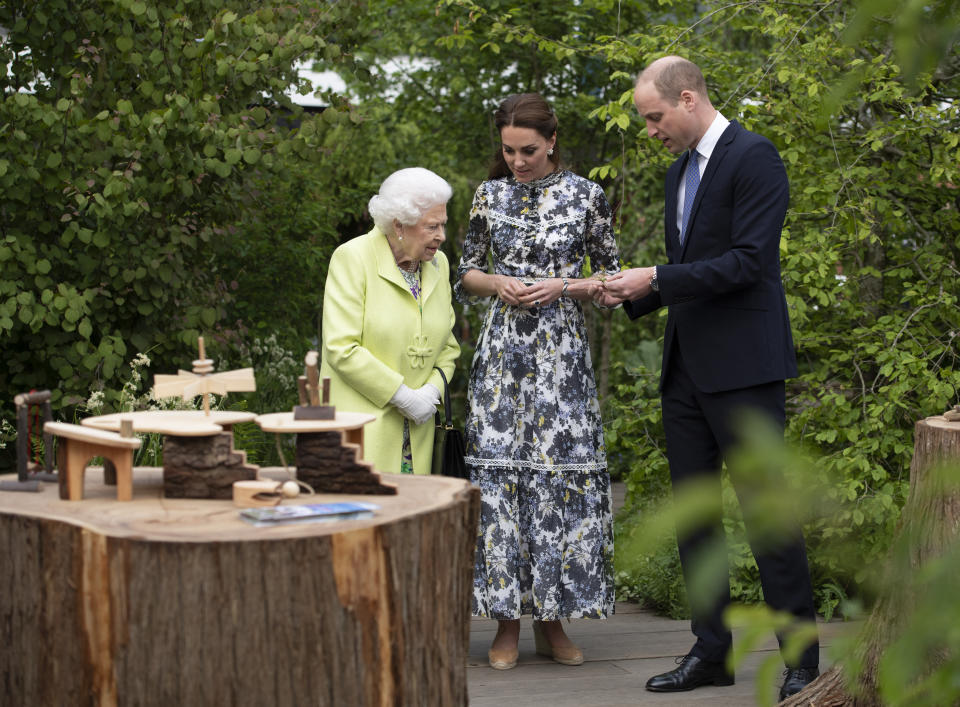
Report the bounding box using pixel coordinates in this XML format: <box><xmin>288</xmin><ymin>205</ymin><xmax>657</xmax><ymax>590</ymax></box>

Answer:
<box><xmin>320</xmin><ymin>227</ymin><xmax>460</xmax><ymax>475</ymax></box>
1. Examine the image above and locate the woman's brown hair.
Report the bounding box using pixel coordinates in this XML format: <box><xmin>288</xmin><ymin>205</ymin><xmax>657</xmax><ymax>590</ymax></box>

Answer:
<box><xmin>489</xmin><ymin>93</ymin><xmax>560</xmax><ymax>179</ymax></box>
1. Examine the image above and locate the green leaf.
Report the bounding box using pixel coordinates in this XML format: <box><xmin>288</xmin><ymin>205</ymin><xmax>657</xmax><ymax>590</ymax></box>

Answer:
<box><xmin>46</xmin><ymin>152</ymin><xmax>62</xmax><ymax>168</ymax></box>
<box><xmin>78</xmin><ymin>318</ymin><xmax>93</xmax><ymax>339</ymax></box>
<box><xmin>116</xmin><ymin>36</ymin><xmax>134</xmax><ymax>52</ymax></box>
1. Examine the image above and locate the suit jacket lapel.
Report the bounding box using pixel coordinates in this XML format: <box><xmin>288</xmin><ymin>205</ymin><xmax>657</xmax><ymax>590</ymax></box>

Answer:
<box><xmin>678</xmin><ymin>121</ymin><xmax>738</xmax><ymax>261</ymax></box>
<box><xmin>665</xmin><ymin>159</ymin><xmax>682</xmax><ymax>262</ymax></box>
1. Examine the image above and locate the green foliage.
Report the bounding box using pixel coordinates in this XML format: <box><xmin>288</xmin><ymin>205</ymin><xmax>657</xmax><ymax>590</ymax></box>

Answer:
<box><xmin>0</xmin><ymin>0</ymin><xmax>371</xmax><ymax>470</ymax></box>
<box><xmin>540</xmin><ymin>1</ymin><xmax>960</xmax><ymax>618</ymax></box>
<box><xmin>219</xmin><ymin>334</ymin><xmax>302</xmax><ymax>466</ymax></box>
<box><xmin>841</xmin><ymin>0</ymin><xmax>960</xmax><ymax>89</ymax></box>
<box><xmin>3</xmin><ymin>6</ymin><xmax>958</xmax><ymax>685</ymax></box>
<box><xmin>420</xmin><ymin>0</ymin><xmax>960</xmax><ymax>630</ymax></box>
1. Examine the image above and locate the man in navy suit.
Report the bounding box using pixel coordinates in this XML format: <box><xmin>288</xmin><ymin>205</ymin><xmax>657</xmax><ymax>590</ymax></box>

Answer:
<box><xmin>600</xmin><ymin>56</ymin><xmax>820</xmax><ymax>700</ymax></box>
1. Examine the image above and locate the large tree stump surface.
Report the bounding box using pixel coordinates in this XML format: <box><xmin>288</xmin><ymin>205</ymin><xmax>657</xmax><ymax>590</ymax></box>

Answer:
<box><xmin>0</xmin><ymin>467</ymin><xmax>479</xmax><ymax>706</ymax></box>
<box><xmin>782</xmin><ymin>416</ymin><xmax>960</xmax><ymax>706</ymax></box>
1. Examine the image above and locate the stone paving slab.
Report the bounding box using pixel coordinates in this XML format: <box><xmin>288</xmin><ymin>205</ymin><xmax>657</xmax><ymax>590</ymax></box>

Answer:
<box><xmin>468</xmin><ymin>608</ymin><xmax>854</xmax><ymax>706</ymax></box>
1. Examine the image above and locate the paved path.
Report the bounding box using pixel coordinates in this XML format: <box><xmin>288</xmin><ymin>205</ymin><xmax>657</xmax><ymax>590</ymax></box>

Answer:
<box><xmin>467</xmin><ymin>483</ymin><xmax>853</xmax><ymax>706</ymax></box>
<box><xmin>467</xmin><ymin>603</ymin><xmax>852</xmax><ymax>706</ymax></box>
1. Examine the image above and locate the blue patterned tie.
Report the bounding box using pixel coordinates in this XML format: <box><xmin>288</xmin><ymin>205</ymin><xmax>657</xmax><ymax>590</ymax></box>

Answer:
<box><xmin>680</xmin><ymin>150</ymin><xmax>700</xmax><ymax>244</ymax></box>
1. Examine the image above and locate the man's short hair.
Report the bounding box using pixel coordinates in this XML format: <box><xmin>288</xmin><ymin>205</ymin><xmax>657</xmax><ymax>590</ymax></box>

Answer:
<box><xmin>643</xmin><ymin>57</ymin><xmax>709</xmax><ymax>104</ymax></box>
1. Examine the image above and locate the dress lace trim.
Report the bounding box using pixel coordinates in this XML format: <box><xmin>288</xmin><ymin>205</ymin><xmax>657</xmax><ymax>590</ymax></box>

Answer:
<box><xmin>465</xmin><ymin>456</ymin><xmax>607</xmax><ymax>473</ymax></box>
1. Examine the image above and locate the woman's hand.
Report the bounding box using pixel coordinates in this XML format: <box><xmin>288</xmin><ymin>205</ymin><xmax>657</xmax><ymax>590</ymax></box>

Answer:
<box><xmin>491</xmin><ymin>274</ymin><xmax>531</xmax><ymax>306</ymax></box>
<box><xmin>515</xmin><ymin>278</ymin><xmax>564</xmax><ymax>308</ymax></box>
<box><xmin>390</xmin><ymin>383</ymin><xmax>438</xmax><ymax>425</ymax></box>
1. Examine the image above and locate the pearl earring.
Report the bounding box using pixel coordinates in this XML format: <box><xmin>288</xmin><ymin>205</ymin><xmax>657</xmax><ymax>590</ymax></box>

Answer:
<box><xmin>547</xmin><ymin>148</ymin><xmax>554</xmax><ymax>156</ymax></box>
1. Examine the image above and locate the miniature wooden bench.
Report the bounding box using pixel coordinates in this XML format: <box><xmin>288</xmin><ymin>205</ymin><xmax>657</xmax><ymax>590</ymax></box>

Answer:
<box><xmin>44</xmin><ymin>421</ymin><xmax>141</xmax><ymax>501</ymax></box>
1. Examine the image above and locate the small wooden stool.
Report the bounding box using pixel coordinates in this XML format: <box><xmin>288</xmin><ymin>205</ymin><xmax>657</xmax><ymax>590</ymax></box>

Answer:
<box><xmin>44</xmin><ymin>422</ymin><xmax>141</xmax><ymax>501</ymax></box>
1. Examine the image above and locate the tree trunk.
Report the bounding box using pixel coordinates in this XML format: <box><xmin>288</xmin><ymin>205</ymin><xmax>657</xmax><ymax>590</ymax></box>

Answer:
<box><xmin>782</xmin><ymin>416</ymin><xmax>960</xmax><ymax>706</ymax></box>
<box><xmin>0</xmin><ymin>467</ymin><xmax>479</xmax><ymax>707</ymax></box>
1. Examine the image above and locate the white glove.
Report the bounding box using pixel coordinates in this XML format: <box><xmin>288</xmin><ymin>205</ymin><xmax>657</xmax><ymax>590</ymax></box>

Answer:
<box><xmin>418</xmin><ymin>383</ymin><xmax>441</xmax><ymax>408</ymax></box>
<box><xmin>390</xmin><ymin>383</ymin><xmax>438</xmax><ymax>425</ymax></box>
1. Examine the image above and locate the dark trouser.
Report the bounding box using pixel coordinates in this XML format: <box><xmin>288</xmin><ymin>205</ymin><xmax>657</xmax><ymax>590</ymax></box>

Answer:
<box><xmin>661</xmin><ymin>345</ymin><xmax>819</xmax><ymax>668</ymax></box>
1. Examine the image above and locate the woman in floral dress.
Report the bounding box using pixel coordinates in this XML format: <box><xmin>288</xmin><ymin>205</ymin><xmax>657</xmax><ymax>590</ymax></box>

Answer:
<box><xmin>455</xmin><ymin>93</ymin><xmax>620</xmax><ymax>670</ymax></box>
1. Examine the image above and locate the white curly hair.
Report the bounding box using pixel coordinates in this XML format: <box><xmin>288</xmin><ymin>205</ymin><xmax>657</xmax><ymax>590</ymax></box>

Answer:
<box><xmin>368</xmin><ymin>167</ymin><xmax>452</xmax><ymax>234</ymax></box>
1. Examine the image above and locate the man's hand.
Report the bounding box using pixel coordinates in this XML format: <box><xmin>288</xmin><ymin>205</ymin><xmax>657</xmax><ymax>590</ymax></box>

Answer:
<box><xmin>593</xmin><ymin>290</ymin><xmax>622</xmax><ymax>308</ymax></box>
<box><xmin>602</xmin><ymin>267</ymin><xmax>656</xmax><ymax>301</ymax></box>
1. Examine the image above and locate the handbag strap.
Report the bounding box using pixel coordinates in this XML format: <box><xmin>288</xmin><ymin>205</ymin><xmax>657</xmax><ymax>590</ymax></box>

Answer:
<box><xmin>433</xmin><ymin>366</ymin><xmax>454</xmax><ymax>428</ymax></box>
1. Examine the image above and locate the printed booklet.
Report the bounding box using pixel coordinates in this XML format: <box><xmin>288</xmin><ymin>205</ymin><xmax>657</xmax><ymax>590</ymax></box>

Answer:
<box><xmin>240</xmin><ymin>501</ymin><xmax>379</xmax><ymax>526</ymax></box>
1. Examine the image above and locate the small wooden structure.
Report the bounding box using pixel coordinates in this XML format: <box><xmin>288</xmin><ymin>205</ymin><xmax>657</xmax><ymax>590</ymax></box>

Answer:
<box><xmin>82</xmin><ymin>410</ymin><xmax>258</xmax><ymax>499</ymax></box>
<box><xmin>257</xmin><ymin>411</ymin><xmax>397</xmax><ymax>494</ymax></box>
<box><xmin>44</xmin><ymin>421</ymin><xmax>141</xmax><ymax>501</ymax></box>
<box><xmin>0</xmin><ymin>467</ymin><xmax>479</xmax><ymax>706</ymax></box>
<box><xmin>152</xmin><ymin>336</ymin><xmax>256</xmax><ymax>415</ymax></box>
<box><xmin>294</xmin><ymin>351</ymin><xmax>335</xmax><ymax>420</ymax></box>
<box><xmin>0</xmin><ymin>390</ymin><xmax>57</xmax><ymax>492</ymax></box>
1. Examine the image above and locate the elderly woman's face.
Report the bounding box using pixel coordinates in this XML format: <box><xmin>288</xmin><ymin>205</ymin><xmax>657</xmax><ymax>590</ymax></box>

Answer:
<box><xmin>396</xmin><ymin>203</ymin><xmax>447</xmax><ymax>263</ymax></box>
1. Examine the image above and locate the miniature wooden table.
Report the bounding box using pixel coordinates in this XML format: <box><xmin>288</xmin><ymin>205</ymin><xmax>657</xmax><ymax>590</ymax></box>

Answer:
<box><xmin>81</xmin><ymin>409</ymin><xmax>257</xmax><ymax>436</ymax></box>
<box><xmin>0</xmin><ymin>467</ymin><xmax>479</xmax><ymax>706</ymax></box>
<box><xmin>256</xmin><ymin>410</ymin><xmax>376</xmax><ymax>455</ymax></box>
<box><xmin>82</xmin><ymin>410</ymin><xmax>261</xmax><ymax>499</ymax></box>
<box><xmin>255</xmin><ymin>411</ymin><xmax>397</xmax><ymax>494</ymax></box>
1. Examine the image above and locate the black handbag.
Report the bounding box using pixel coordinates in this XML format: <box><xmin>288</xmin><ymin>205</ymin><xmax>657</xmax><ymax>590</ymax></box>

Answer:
<box><xmin>431</xmin><ymin>367</ymin><xmax>468</xmax><ymax>479</ymax></box>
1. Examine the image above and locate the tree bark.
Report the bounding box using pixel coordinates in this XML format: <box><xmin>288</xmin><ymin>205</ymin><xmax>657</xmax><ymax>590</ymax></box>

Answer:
<box><xmin>782</xmin><ymin>416</ymin><xmax>960</xmax><ymax>706</ymax></box>
<box><xmin>162</xmin><ymin>432</ymin><xmax>258</xmax><ymax>498</ymax></box>
<box><xmin>0</xmin><ymin>467</ymin><xmax>479</xmax><ymax>707</ymax></box>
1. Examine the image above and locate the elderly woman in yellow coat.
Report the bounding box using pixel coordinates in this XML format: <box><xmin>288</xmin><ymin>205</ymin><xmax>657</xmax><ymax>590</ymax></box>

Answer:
<box><xmin>320</xmin><ymin>167</ymin><xmax>460</xmax><ymax>474</ymax></box>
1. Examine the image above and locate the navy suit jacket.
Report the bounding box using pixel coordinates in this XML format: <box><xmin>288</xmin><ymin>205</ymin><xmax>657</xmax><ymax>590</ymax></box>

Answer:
<box><xmin>624</xmin><ymin>121</ymin><xmax>798</xmax><ymax>393</ymax></box>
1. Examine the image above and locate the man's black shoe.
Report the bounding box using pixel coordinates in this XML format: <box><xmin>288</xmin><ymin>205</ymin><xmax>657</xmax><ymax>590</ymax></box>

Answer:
<box><xmin>645</xmin><ymin>654</ymin><xmax>735</xmax><ymax>692</ymax></box>
<box><xmin>779</xmin><ymin>667</ymin><xmax>819</xmax><ymax>700</ymax></box>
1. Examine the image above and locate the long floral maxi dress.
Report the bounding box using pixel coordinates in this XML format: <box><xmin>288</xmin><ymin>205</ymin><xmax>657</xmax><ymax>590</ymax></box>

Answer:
<box><xmin>454</xmin><ymin>169</ymin><xmax>620</xmax><ymax>621</ymax></box>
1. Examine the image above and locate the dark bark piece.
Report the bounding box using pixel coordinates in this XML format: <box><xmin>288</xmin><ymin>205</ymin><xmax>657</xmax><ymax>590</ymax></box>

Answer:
<box><xmin>162</xmin><ymin>432</ymin><xmax>258</xmax><ymax>499</ymax></box>
<box><xmin>295</xmin><ymin>431</ymin><xmax>397</xmax><ymax>495</ymax></box>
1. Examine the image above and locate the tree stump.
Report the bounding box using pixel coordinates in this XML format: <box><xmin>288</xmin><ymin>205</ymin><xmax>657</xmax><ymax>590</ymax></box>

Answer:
<box><xmin>0</xmin><ymin>467</ymin><xmax>480</xmax><ymax>706</ymax></box>
<box><xmin>782</xmin><ymin>416</ymin><xmax>960</xmax><ymax>706</ymax></box>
